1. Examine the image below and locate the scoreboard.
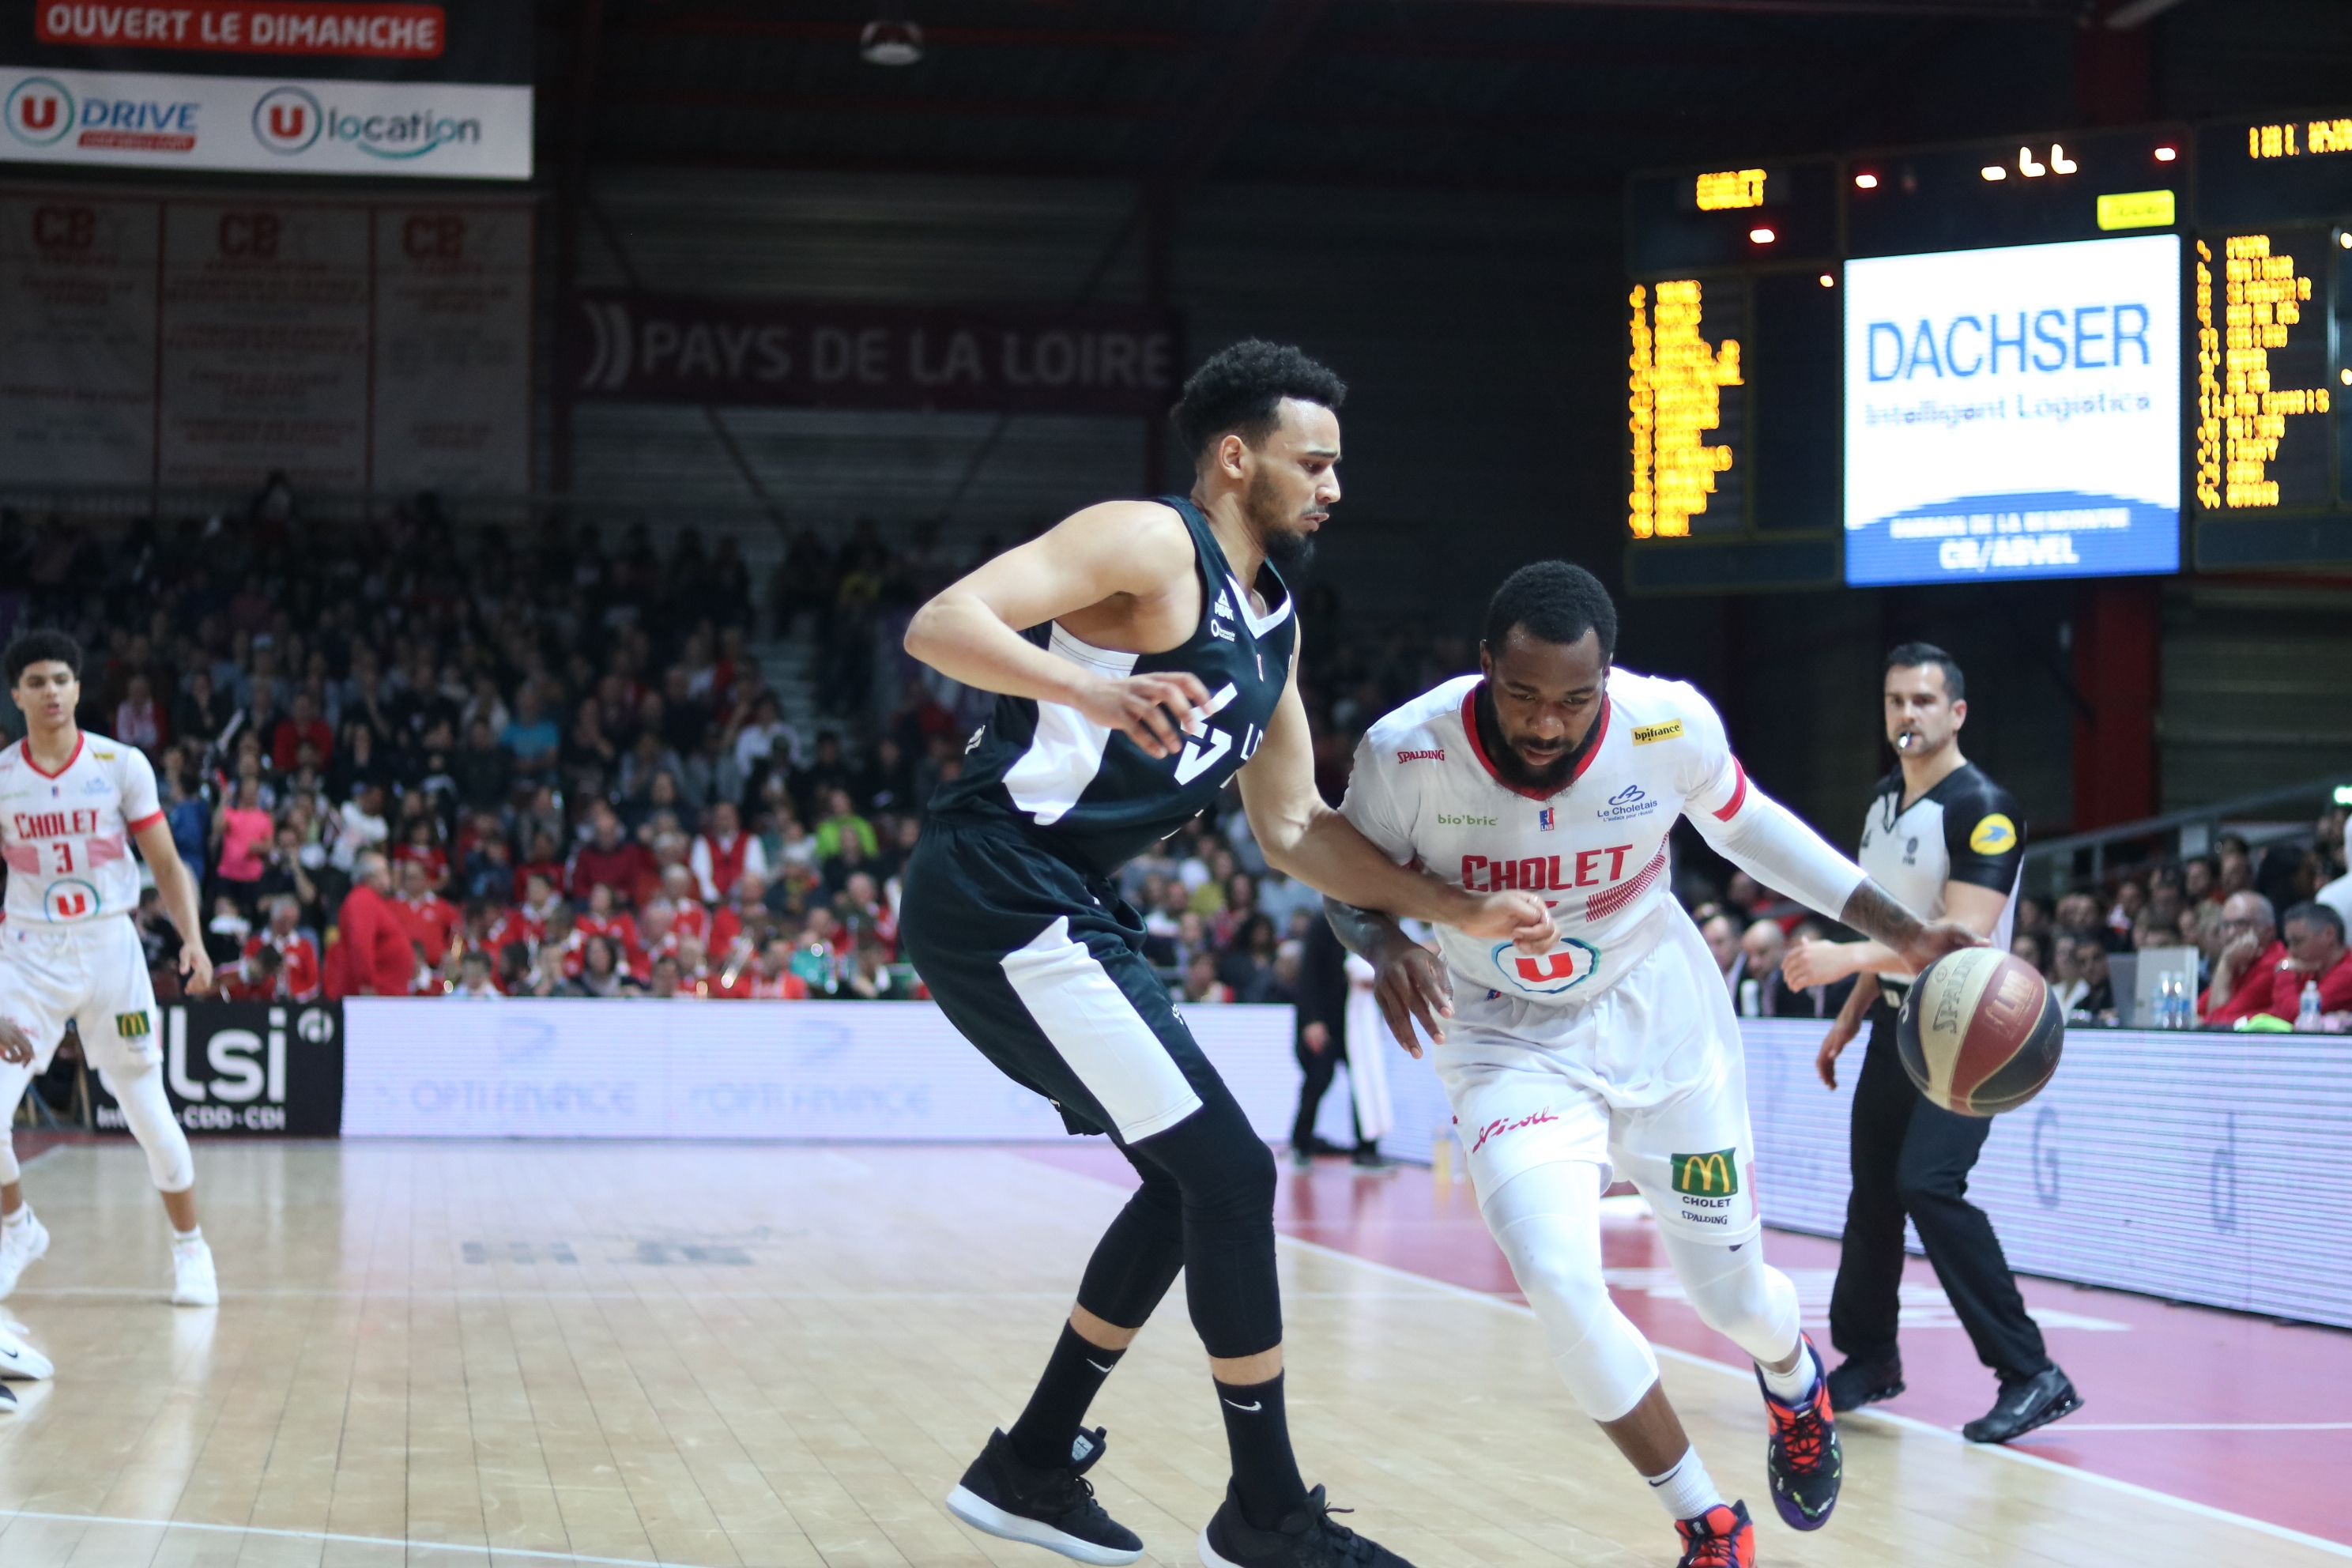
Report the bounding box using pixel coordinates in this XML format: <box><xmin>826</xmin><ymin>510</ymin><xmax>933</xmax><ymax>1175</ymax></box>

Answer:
<box><xmin>1623</xmin><ymin>111</ymin><xmax>2352</xmax><ymax>594</ymax></box>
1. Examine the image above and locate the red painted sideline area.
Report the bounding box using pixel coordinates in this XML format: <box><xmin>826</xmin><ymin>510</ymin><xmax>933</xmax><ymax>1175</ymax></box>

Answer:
<box><xmin>1020</xmin><ymin>1144</ymin><xmax>2352</xmax><ymax>1551</ymax></box>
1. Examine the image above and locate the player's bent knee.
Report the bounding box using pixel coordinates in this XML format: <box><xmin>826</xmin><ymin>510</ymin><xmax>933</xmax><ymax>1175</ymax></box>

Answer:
<box><xmin>102</xmin><ymin>1064</ymin><xmax>194</xmax><ymax>1193</ymax></box>
<box><xmin>1664</xmin><ymin>1238</ymin><xmax>1800</xmax><ymax>1361</ymax></box>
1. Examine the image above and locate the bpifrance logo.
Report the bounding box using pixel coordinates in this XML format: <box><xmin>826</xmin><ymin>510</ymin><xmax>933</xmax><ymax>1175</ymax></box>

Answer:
<box><xmin>1489</xmin><ymin>935</ymin><xmax>1600</xmax><ymax>997</ymax></box>
<box><xmin>6</xmin><ymin>77</ymin><xmax>74</xmax><ymax>147</ymax></box>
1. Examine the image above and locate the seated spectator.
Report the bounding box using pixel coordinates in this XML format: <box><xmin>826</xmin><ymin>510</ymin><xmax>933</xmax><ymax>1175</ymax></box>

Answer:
<box><xmin>2202</xmin><ymin>891</ymin><xmax>2284</xmax><ymax>1026</ymax></box>
<box><xmin>812</xmin><ymin>786</ymin><xmax>876</xmax><ymax>865</ymax></box>
<box><xmin>245</xmin><ymin>894</ymin><xmax>322</xmax><ymax>1001</ymax></box>
<box><xmin>217</xmin><ymin>941</ymin><xmax>287</xmax><ymax>1001</ymax></box>
<box><xmin>454</xmin><ymin>718</ymin><xmax>513</xmax><ymax>812</ymax></box>
<box><xmin>710</xmin><ymin>869</ymin><xmax>770</xmax><ymax>956</ymax></box>
<box><xmin>574</xmin><ymin>934</ymin><xmax>638</xmax><ymax>998</ymax></box>
<box><xmin>2183</xmin><ymin>855</ymin><xmax>2219</xmax><ymax>906</ymax></box>
<box><xmin>1218</xmin><ymin>913</ymin><xmax>1280</xmax><ymax>1001</ymax></box>
<box><xmin>575</xmin><ymin>883</ymin><xmax>642</xmax><ymax>967</ymax></box>
<box><xmin>459</xmin><ymin>816</ymin><xmax>517</xmax><ymax>903</ymax></box>
<box><xmin>1736</xmin><ymin>918</ymin><xmax>1786</xmax><ymax>1015</ymax></box>
<box><xmin>452</xmin><ymin>948</ymin><xmax>503</xmax><ymax>999</ymax></box>
<box><xmin>330</xmin><ymin>781</ymin><xmax>390</xmax><ymax>873</ymax></box>
<box><xmin>271</xmin><ymin>690</ymin><xmax>334</xmax><ymax>773</ymax></box>
<box><xmin>659</xmin><ymin>864</ymin><xmax>710</xmax><ymax>942</ymax></box>
<box><xmin>1181</xmin><ymin>950</ymin><xmax>1234</xmax><ymax>1004</ymax></box>
<box><xmin>173</xmin><ymin>668</ymin><xmax>235</xmax><ymax>750</ymax></box>
<box><xmin>569</xmin><ymin>805</ymin><xmax>650</xmax><ymax>906</ymax></box>
<box><xmin>514</xmin><ymin>831</ymin><xmax>565</xmax><ymax>905</ymax></box>
<box><xmin>514</xmin><ymin>871</ymin><xmax>564</xmax><ymax>944</ymax></box>
<box><xmin>691</xmin><ymin>800</ymin><xmax>767</xmax><ymax>902</ymax></box>
<box><xmin>2064</xmin><ymin>937</ymin><xmax>2116</xmax><ymax>1023</ymax></box>
<box><xmin>501</xmin><ymin>688</ymin><xmax>560</xmax><ymax>779</ymax></box>
<box><xmin>2267</xmin><ymin>901</ymin><xmax>2352</xmax><ymax>1026</ymax></box>
<box><xmin>790</xmin><ymin>907</ymin><xmax>844</xmax><ymax>995</ymax></box>
<box><xmin>564</xmin><ymin>696</ymin><xmax>620</xmax><ymax>794</ymax></box>
<box><xmin>330</xmin><ymin>722</ymin><xmax>393</xmax><ymax>803</ymax></box>
<box><xmin>115</xmin><ymin>673</ymin><xmax>164</xmax><ymax>753</ymax></box>
<box><xmin>644</xmin><ymin>953</ymin><xmax>687</xmax><ymax>998</ymax></box>
<box><xmin>1699</xmin><ymin>910</ymin><xmax>1740</xmax><ymax>991</ymax></box>
<box><xmin>392</xmin><ymin>813</ymin><xmax>450</xmax><ymax>892</ymax></box>
<box><xmin>744</xmin><ymin>934</ymin><xmax>812</xmax><ymax>999</ymax></box>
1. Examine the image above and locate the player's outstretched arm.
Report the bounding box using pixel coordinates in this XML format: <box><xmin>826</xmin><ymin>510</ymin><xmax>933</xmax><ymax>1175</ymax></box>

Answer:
<box><xmin>902</xmin><ymin>501</ymin><xmax>1212</xmax><ymax>760</ymax></box>
<box><xmin>133</xmin><ymin>818</ymin><xmax>213</xmax><ymax>995</ymax></box>
<box><xmin>1324</xmin><ymin>896</ymin><xmax>1453</xmax><ymax>1056</ymax></box>
<box><xmin>1784</xmin><ymin>879</ymin><xmax>2002</xmax><ymax>989</ymax></box>
<box><xmin>1238</xmin><ymin>672</ymin><xmax>1551</xmax><ymax>948</ymax></box>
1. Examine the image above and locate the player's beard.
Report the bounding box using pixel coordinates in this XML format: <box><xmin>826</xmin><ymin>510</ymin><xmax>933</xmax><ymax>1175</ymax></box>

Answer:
<box><xmin>1474</xmin><ymin>684</ymin><xmax>1592</xmax><ymax>794</ymax></box>
<box><xmin>1246</xmin><ymin>467</ymin><xmax>1317</xmax><ymax>575</ymax></box>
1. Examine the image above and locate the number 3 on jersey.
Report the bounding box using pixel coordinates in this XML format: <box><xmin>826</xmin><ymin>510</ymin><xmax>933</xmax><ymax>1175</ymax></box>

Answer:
<box><xmin>49</xmin><ymin>840</ymin><xmax>73</xmax><ymax>874</ymax></box>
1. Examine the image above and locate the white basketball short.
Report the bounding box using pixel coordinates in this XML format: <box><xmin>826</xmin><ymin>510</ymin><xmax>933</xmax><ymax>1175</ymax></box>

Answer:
<box><xmin>0</xmin><ymin>917</ymin><xmax>162</xmax><ymax>1077</ymax></box>
<box><xmin>1430</xmin><ymin>912</ymin><xmax>1759</xmax><ymax>1245</ymax></box>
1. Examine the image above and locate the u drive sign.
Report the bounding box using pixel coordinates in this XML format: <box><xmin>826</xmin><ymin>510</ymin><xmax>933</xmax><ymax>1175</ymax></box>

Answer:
<box><xmin>90</xmin><ymin>1001</ymin><xmax>344</xmax><ymax>1136</ymax></box>
<box><xmin>570</xmin><ymin>292</ymin><xmax>1182</xmax><ymax>418</ymax></box>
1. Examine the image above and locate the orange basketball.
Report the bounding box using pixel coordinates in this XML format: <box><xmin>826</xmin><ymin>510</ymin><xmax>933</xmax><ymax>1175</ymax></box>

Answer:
<box><xmin>1895</xmin><ymin>947</ymin><xmax>2064</xmax><ymax>1118</ymax></box>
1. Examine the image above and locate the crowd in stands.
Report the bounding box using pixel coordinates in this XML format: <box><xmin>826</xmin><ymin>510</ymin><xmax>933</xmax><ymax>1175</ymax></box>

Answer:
<box><xmin>1687</xmin><ymin>812</ymin><xmax>2352</xmax><ymax>1031</ymax></box>
<box><xmin>8</xmin><ymin>488</ymin><xmax>2347</xmax><ymax>1031</ymax></box>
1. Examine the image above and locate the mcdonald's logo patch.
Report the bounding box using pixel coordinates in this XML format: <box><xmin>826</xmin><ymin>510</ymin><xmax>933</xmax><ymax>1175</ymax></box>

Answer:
<box><xmin>1672</xmin><ymin>1148</ymin><xmax>1739</xmax><ymax>1196</ymax></box>
<box><xmin>115</xmin><ymin>1011</ymin><xmax>151</xmax><ymax>1038</ymax></box>
<box><xmin>1630</xmin><ymin>720</ymin><xmax>1684</xmax><ymax>746</ymax></box>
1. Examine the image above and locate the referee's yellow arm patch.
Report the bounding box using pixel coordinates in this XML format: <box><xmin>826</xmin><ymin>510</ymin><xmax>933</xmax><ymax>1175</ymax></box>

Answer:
<box><xmin>1968</xmin><ymin>814</ymin><xmax>2018</xmax><ymax>854</ymax></box>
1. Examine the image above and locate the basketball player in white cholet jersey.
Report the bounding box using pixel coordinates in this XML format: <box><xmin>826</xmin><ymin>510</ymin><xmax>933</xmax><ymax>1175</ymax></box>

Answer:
<box><xmin>1329</xmin><ymin>564</ymin><xmax>1979</xmax><ymax>1568</ymax></box>
<box><xmin>0</xmin><ymin>631</ymin><xmax>219</xmax><ymax>1319</ymax></box>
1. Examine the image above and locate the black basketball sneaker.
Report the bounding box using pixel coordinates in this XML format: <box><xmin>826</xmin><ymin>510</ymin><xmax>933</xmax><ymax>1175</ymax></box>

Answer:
<box><xmin>1962</xmin><ymin>1366</ymin><xmax>2083</xmax><ymax>1444</ymax></box>
<box><xmin>1757</xmin><ymin>1336</ymin><xmax>1841</xmax><ymax>1530</ymax></box>
<box><xmin>946</xmin><ymin>1427</ymin><xmax>1143</xmax><ymax>1566</ymax></box>
<box><xmin>1824</xmin><ymin>1352</ymin><xmax>1904</xmax><ymax>1413</ymax></box>
<box><xmin>1197</xmin><ymin>1480</ymin><xmax>1417</xmax><ymax>1568</ymax></box>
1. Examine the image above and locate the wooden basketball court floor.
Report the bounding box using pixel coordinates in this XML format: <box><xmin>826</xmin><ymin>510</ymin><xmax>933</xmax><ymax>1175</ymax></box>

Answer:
<box><xmin>1</xmin><ymin>1137</ymin><xmax>2346</xmax><ymax>1568</ymax></box>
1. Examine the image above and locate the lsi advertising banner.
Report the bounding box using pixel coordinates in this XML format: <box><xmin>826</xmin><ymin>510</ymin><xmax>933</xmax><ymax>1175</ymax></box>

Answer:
<box><xmin>2</xmin><ymin>2</ymin><xmax>530</xmax><ymax>179</ymax></box>
<box><xmin>92</xmin><ymin>1000</ymin><xmax>344</xmax><ymax>1136</ymax></box>
<box><xmin>1843</xmin><ymin>234</ymin><xmax>2181</xmax><ymax>586</ymax></box>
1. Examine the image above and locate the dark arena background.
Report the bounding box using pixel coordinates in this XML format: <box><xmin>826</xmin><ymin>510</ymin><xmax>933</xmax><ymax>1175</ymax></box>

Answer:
<box><xmin>2</xmin><ymin>4</ymin><xmax>2350</xmax><ymax>1567</ymax></box>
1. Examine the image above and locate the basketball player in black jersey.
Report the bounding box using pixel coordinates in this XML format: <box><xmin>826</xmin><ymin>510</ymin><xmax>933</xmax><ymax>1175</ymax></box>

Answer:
<box><xmin>899</xmin><ymin>341</ymin><xmax>1551</xmax><ymax>1568</ymax></box>
<box><xmin>1783</xmin><ymin>644</ymin><xmax>2082</xmax><ymax>1445</ymax></box>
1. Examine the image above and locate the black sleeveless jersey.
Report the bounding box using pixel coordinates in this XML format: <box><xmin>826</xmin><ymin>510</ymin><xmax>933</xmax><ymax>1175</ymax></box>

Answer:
<box><xmin>929</xmin><ymin>496</ymin><xmax>1298</xmax><ymax>879</ymax></box>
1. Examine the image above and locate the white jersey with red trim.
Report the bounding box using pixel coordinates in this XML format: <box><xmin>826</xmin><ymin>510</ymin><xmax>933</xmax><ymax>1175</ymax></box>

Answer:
<box><xmin>1340</xmin><ymin>671</ymin><xmax>1765</xmax><ymax>1008</ymax></box>
<box><xmin>0</xmin><ymin>733</ymin><xmax>164</xmax><ymax>928</ymax></box>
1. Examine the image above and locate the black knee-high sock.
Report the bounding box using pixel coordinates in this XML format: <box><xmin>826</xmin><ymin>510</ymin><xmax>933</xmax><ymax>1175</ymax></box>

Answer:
<box><xmin>1215</xmin><ymin>1371</ymin><xmax>1310</xmax><ymax>1528</ymax></box>
<box><xmin>1008</xmin><ymin>1323</ymin><xmax>1125</xmax><ymax>1469</ymax></box>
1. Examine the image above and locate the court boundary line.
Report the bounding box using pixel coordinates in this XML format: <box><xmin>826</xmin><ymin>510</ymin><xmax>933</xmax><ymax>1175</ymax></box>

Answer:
<box><xmin>1266</xmin><ymin>1228</ymin><xmax>2352</xmax><ymax>1562</ymax></box>
<box><xmin>0</xmin><ymin>1509</ymin><xmax>726</xmax><ymax>1568</ymax></box>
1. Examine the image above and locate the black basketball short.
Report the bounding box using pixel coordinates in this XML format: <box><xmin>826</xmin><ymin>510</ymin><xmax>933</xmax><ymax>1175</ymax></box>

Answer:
<box><xmin>899</xmin><ymin>812</ymin><xmax>1220</xmax><ymax>1144</ymax></box>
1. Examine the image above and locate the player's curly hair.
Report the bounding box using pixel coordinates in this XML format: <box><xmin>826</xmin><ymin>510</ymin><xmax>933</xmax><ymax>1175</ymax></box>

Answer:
<box><xmin>1169</xmin><ymin>339</ymin><xmax>1347</xmax><ymax>463</ymax></box>
<box><xmin>1483</xmin><ymin>561</ymin><xmax>1618</xmax><ymax>662</ymax></box>
<box><xmin>4</xmin><ymin>629</ymin><xmax>83</xmax><ymax>686</ymax></box>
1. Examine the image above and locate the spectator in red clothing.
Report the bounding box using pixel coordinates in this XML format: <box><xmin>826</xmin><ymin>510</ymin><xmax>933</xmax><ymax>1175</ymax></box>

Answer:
<box><xmin>395</xmin><ymin>858</ymin><xmax>462</xmax><ymax>984</ymax></box>
<box><xmin>690</xmin><ymin>801</ymin><xmax>767</xmax><ymax>902</ymax></box>
<box><xmin>326</xmin><ymin>851</ymin><xmax>413</xmax><ymax>998</ymax></box>
<box><xmin>2200</xmin><ymin>891</ymin><xmax>2285</xmax><ymax>1027</ymax></box>
<box><xmin>576</xmin><ymin>882</ymin><xmax>642</xmax><ymax>967</ymax></box>
<box><xmin>245</xmin><ymin>895</ymin><xmax>322</xmax><ymax>1001</ymax></box>
<box><xmin>217</xmin><ymin>942</ymin><xmax>287</xmax><ymax>1001</ymax></box>
<box><xmin>568</xmin><ymin>805</ymin><xmax>650</xmax><ymax>906</ymax></box>
<box><xmin>512</xmin><ymin>870</ymin><xmax>562</xmax><ymax>945</ymax></box>
<box><xmin>392</xmin><ymin>813</ymin><xmax>450</xmax><ymax>893</ymax></box>
<box><xmin>2267</xmin><ymin>901</ymin><xmax>2352</xmax><ymax>1026</ymax></box>
<box><xmin>709</xmin><ymin>869</ymin><xmax>769</xmax><ymax>956</ymax></box>
<box><xmin>271</xmin><ymin>690</ymin><xmax>335</xmax><ymax>773</ymax></box>
<box><xmin>513</xmin><ymin>829</ymin><xmax>564</xmax><ymax>906</ymax></box>
<box><xmin>660</xmin><ymin>864</ymin><xmax>711</xmax><ymax>944</ymax></box>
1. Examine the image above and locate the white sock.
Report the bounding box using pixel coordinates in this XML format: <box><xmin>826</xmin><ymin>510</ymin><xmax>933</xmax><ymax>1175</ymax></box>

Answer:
<box><xmin>172</xmin><ymin>1226</ymin><xmax>203</xmax><ymax>1247</ymax></box>
<box><xmin>2</xmin><ymin>1206</ymin><xmax>27</xmax><ymax>1230</ymax></box>
<box><xmin>1642</xmin><ymin>1446</ymin><xmax>1724</xmax><ymax>1522</ymax></box>
<box><xmin>1759</xmin><ymin>1340</ymin><xmax>1819</xmax><ymax>1404</ymax></box>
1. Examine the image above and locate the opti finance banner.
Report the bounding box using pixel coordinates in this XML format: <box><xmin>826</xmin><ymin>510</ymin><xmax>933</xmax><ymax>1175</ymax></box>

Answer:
<box><xmin>0</xmin><ymin>186</ymin><xmax>532</xmax><ymax>492</ymax></box>
<box><xmin>2</xmin><ymin>2</ymin><xmax>530</xmax><ymax>179</ymax></box>
<box><xmin>571</xmin><ymin>292</ymin><xmax>1183</xmax><ymax>418</ymax></box>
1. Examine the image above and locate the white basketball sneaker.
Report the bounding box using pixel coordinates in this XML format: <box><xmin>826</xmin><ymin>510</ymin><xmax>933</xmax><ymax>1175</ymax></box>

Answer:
<box><xmin>0</xmin><ymin>1318</ymin><xmax>53</xmax><ymax>1381</ymax></box>
<box><xmin>0</xmin><ymin>1212</ymin><xmax>49</xmax><ymax>1300</ymax></box>
<box><xmin>171</xmin><ymin>1236</ymin><xmax>218</xmax><ymax>1307</ymax></box>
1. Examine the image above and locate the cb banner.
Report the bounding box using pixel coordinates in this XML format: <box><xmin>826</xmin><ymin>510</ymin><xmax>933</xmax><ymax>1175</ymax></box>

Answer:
<box><xmin>92</xmin><ymin>1001</ymin><xmax>343</xmax><ymax>1137</ymax></box>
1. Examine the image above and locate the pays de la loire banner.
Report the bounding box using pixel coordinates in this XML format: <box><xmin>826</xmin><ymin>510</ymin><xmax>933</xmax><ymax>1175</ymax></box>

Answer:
<box><xmin>2</xmin><ymin>2</ymin><xmax>530</xmax><ymax>179</ymax></box>
<box><xmin>571</xmin><ymin>292</ymin><xmax>1184</xmax><ymax>419</ymax></box>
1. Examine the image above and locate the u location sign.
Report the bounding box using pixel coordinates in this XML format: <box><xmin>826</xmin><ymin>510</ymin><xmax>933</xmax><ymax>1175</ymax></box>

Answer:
<box><xmin>2</xmin><ymin>1</ymin><xmax>530</xmax><ymax>178</ymax></box>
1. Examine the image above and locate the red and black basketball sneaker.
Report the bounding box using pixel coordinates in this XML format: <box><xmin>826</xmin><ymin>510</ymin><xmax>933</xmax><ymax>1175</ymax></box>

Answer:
<box><xmin>1673</xmin><ymin>1501</ymin><xmax>1755</xmax><ymax>1568</ymax></box>
<box><xmin>1757</xmin><ymin>1335</ymin><xmax>1841</xmax><ymax>1530</ymax></box>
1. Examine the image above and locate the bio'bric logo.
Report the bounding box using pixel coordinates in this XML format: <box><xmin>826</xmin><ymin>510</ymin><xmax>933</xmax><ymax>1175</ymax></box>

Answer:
<box><xmin>6</xmin><ymin>77</ymin><xmax>75</xmax><ymax>147</ymax></box>
<box><xmin>253</xmin><ymin>83</ymin><xmax>482</xmax><ymax>160</ymax></box>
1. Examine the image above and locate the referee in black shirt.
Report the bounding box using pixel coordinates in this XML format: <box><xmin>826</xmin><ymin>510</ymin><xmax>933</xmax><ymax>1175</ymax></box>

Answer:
<box><xmin>1781</xmin><ymin>643</ymin><xmax>2082</xmax><ymax>1444</ymax></box>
